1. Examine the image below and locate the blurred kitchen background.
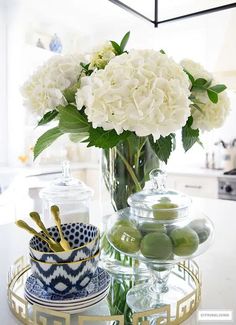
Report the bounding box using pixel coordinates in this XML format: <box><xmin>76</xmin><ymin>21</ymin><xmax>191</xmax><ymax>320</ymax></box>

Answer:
<box><xmin>1</xmin><ymin>0</ymin><xmax>236</xmax><ymax>223</ymax></box>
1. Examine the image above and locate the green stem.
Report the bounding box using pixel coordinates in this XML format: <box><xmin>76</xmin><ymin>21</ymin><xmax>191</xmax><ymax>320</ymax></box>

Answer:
<box><xmin>116</xmin><ymin>148</ymin><xmax>142</xmax><ymax>192</ymax></box>
<box><xmin>134</xmin><ymin>137</ymin><xmax>147</xmax><ymax>175</ymax></box>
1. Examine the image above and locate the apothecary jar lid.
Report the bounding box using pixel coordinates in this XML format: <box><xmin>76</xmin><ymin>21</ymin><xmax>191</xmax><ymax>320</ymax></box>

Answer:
<box><xmin>39</xmin><ymin>161</ymin><xmax>93</xmax><ymax>202</ymax></box>
<box><xmin>127</xmin><ymin>169</ymin><xmax>192</xmax><ymax>220</ymax></box>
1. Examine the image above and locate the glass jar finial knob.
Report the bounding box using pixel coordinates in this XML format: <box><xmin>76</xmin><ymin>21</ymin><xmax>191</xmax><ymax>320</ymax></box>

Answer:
<box><xmin>62</xmin><ymin>160</ymin><xmax>72</xmax><ymax>184</ymax></box>
<box><xmin>149</xmin><ymin>169</ymin><xmax>167</xmax><ymax>193</ymax></box>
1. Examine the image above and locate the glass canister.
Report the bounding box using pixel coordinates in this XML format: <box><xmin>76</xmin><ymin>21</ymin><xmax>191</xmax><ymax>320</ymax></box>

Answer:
<box><xmin>39</xmin><ymin>161</ymin><xmax>93</xmax><ymax>227</ymax></box>
<box><xmin>106</xmin><ymin>169</ymin><xmax>214</xmax><ymax>312</ymax></box>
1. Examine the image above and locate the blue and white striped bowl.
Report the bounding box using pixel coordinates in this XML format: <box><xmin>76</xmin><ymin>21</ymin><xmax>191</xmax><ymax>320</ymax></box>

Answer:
<box><xmin>30</xmin><ymin>250</ymin><xmax>100</xmax><ymax>295</ymax></box>
<box><xmin>29</xmin><ymin>223</ymin><xmax>99</xmax><ymax>263</ymax></box>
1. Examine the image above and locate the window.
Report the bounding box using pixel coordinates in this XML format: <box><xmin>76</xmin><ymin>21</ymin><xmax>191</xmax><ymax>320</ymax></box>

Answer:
<box><xmin>0</xmin><ymin>2</ymin><xmax>7</xmax><ymax>165</ymax></box>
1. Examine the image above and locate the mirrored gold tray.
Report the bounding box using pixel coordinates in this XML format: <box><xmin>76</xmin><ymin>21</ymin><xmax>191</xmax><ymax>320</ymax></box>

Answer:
<box><xmin>8</xmin><ymin>256</ymin><xmax>201</xmax><ymax>325</ymax></box>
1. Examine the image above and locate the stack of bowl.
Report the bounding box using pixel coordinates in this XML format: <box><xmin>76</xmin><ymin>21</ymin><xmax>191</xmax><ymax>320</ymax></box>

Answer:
<box><xmin>29</xmin><ymin>222</ymin><xmax>100</xmax><ymax>296</ymax></box>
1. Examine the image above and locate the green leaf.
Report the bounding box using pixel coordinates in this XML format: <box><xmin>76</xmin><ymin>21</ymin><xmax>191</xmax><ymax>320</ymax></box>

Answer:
<box><xmin>37</xmin><ymin>110</ymin><xmax>58</xmax><ymax>126</ymax></box>
<box><xmin>69</xmin><ymin>133</ymin><xmax>89</xmax><ymax>143</ymax></box>
<box><xmin>58</xmin><ymin>105</ymin><xmax>89</xmax><ymax>133</ymax></box>
<box><xmin>80</xmin><ymin>62</ymin><xmax>90</xmax><ymax>70</ymax></box>
<box><xmin>209</xmin><ymin>84</ymin><xmax>227</xmax><ymax>94</ymax></box>
<box><xmin>207</xmin><ymin>89</ymin><xmax>218</xmax><ymax>103</ymax></box>
<box><xmin>120</xmin><ymin>31</ymin><xmax>130</xmax><ymax>52</ymax></box>
<box><xmin>86</xmin><ymin>127</ymin><xmax>131</xmax><ymax>149</ymax></box>
<box><xmin>149</xmin><ymin>134</ymin><xmax>174</xmax><ymax>164</ymax></box>
<box><xmin>160</xmin><ymin>49</ymin><xmax>166</xmax><ymax>54</ymax></box>
<box><xmin>63</xmin><ymin>82</ymin><xmax>80</xmax><ymax>103</ymax></box>
<box><xmin>193</xmin><ymin>78</ymin><xmax>208</xmax><ymax>88</ymax></box>
<box><xmin>34</xmin><ymin>127</ymin><xmax>64</xmax><ymax>160</ymax></box>
<box><xmin>80</xmin><ymin>62</ymin><xmax>93</xmax><ymax>76</ymax></box>
<box><xmin>182</xmin><ymin>117</ymin><xmax>200</xmax><ymax>152</ymax></box>
<box><xmin>110</xmin><ymin>41</ymin><xmax>122</xmax><ymax>55</ymax></box>
<box><xmin>183</xmin><ymin>69</ymin><xmax>195</xmax><ymax>85</ymax></box>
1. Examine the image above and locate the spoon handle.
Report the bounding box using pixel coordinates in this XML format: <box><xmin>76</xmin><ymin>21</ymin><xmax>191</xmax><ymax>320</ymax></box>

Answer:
<box><xmin>50</xmin><ymin>206</ymin><xmax>64</xmax><ymax>238</ymax></box>
<box><xmin>15</xmin><ymin>220</ymin><xmax>60</xmax><ymax>252</ymax></box>
<box><xmin>29</xmin><ymin>212</ymin><xmax>63</xmax><ymax>250</ymax></box>
<box><xmin>51</xmin><ymin>205</ymin><xmax>71</xmax><ymax>250</ymax></box>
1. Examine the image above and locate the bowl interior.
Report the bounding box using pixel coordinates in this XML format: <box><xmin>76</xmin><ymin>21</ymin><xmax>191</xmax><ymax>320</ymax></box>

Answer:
<box><xmin>30</xmin><ymin>223</ymin><xmax>98</xmax><ymax>253</ymax></box>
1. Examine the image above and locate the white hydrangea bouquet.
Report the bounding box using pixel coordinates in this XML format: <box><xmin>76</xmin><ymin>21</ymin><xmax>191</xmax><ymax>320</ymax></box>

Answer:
<box><xmin>22</xmin><ymin>32</ymin><xmax>229</xmax><ymax>284</ymax></box>
<box><xmin>22</xmin><ymin>32</ymin><xmax>229</xmax><ymax>209</ymax></box>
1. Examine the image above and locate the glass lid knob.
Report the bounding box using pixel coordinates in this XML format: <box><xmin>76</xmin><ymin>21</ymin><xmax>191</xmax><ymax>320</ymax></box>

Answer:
<box><xmin>62</xmin><ymin>161</ymin><xmax>72</xmax><ymax>183</ymax></box>
<box><xmin>149</xmin><ymin>169</ymin><xmax>167</xmax><ymax>193</ymax></box>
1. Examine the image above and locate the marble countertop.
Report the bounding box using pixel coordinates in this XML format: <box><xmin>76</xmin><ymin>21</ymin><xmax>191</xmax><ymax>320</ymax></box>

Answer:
<box><xmin>0</xmin><ymin>197</ymin><xmax>235</xmax><ymax>324</ymax></box>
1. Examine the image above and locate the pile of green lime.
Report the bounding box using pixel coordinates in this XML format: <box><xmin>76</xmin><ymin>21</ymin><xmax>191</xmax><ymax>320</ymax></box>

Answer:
<box><xmin>109</xmin><ymin>216</ymin><xmax>210</xmax><ymax>260</ymax></box>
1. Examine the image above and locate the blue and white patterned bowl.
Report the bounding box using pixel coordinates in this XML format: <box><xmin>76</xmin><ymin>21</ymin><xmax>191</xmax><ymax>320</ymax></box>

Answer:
<box><xmin>29</xmin><ymin>223</ymin><xmax>100</xmax><ymax>263</ymax></box>
<box><xmin>30</xmin><ymin>250</ymin><xmax>100</xmax><ymax>295</ymax></box>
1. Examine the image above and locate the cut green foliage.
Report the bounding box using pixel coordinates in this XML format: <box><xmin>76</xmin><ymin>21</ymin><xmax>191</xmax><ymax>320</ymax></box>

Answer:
<box><xmin>184</xmin><ymin>69</ymin><xmax>195</xmax><ymax>85</ymax></box>
<box><xmin>110</xmin><ymin>41</ymin><xmax>122</xmax><ymax>55</ymax></box>
<box><xmin>80</xmin><ymin>62</ymin><xmax>93</xmax><ymax>76</ymax></box>
<box><xmin>69</xmin><ymin>133</ymin><xmax>89</xmax><ymax>143</ymax></box>
<box><xmin>37</xmin><ymin>110</ymin><xmax>58</xmax><ymax>126</ymax></box>
<box><xmin>63</xmin><ymin>82</ymin><xmax>80</xmax><ymax>102</ymax></box>
<box><xmin>58</xmin><ymin>105</ymin><xmax>89</xmax><ymax>133</ymax></box>
<box><xmin>149</xmin><ymin>134</ymin><xmax>175</xmax><ymax>164</ymax></box>
<box><xmin>120</xmin><ymin>31</ymin><xmax>130</xmax><ymax>52</ymax></box>
<box><xmin>182</xmin><ymin>116</ymin><xmax>200</xmax><ymax>152</ymax></box>
<box><xmin>34</xmin><ymin>127</ymin><xmax>64</xmax><ymax>160</ymax></box>
<box><xmin>110</xmin><ymin>31</ymin><xmax>130</xmax><ymax>55</ymax></box>
<box><xmin>86</xmin><ymin>127</ymin><xmax>131</xmax><ymax>149</ymax></box>
<box><xmin>207</xmin><ymin>84</ymin><xmax>227</xmax><ymax>104</ymax></box>
<box><xmin>184</xmin><ymin>69</ymin><xmax>227</xmax><ymax>105</ymax></box>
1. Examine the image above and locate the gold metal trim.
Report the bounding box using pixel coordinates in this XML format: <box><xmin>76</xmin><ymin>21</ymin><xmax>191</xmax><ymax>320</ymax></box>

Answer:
<box><xmin>30</xmin><ymin>249</ymin><xmax>100</xmax><ymax>265</ymax></box>
<box><xmin>8</xmin><ymin>257</ymin><xmax>202</xmax><ymax>325</ymax></box>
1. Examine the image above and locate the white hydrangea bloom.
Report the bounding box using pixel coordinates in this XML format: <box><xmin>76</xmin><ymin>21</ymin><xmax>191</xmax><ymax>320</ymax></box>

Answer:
<box><xmin>21</xmin><ymin>54</ymin><xmax>85</xmax><ymax>115</ymax></box>
<box><xmin>89</xmin><ymin>42</ymin><xmax>116</xmax><ymax>70</ymax></box>
<box><xmin>181</xmin><ymin>59</ymin><xmax>230</xmax><ymax>131</ymax></box>
<box><xmin>180</xmin><ymin>59</ymin><xmax>213</xmax><ymax>81</ymax></box>
<box><xmin>76</xmin><ymin>50</ymin><xmax>191</xmax><ymax>140</ymax></box>
<box><xmin>191</xmin><ymin>90</ymin><xmax>230</xmax><ymax>131</ymax></box>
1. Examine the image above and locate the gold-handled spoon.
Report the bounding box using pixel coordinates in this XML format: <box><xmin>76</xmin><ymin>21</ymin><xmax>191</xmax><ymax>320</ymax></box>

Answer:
<box><xmin>51</xmin><ymin>205</ymin><xmax>71</xmax><ymax>251</ymax></box>
<box><xmin>15</xmin><ymin>220</ymin><xmax>63</xmax><ymax>252</ymax></box>
<box><xmin>29</xmin><ymin>212</ymin><xmax>63</xmax><ymax>251</ymax></box>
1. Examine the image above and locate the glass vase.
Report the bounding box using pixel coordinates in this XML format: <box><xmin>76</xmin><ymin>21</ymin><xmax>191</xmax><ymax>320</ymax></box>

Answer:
<box><xmin>100</xmin><ymin>135</ymin><xmax>160</xmax><ymax>274</ymax></box>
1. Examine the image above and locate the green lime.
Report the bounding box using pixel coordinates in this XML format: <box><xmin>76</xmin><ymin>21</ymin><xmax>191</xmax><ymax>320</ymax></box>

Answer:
<box><xmin>152</xmin><ymin>202</ymin><xmax>179</xmax><ymax>220</ymax></box>
<box><xmin>109</xmin><ymin>225</ymin><xmax>142</xmax><ymax>254</ymax></box>
<box><xmin>138</xmin><ymin>222</ymin><xmax>167</xmax><ymax>236</ymax></box>
<box><xmin>170</xmin><ymin>227</ymin><xmax>199</xmax><ymax>256</ymax></box>
<box><xmin>140</xmin><ymin>232</ymin><xmax>173</xmax><ymax>260</ymax></box>
<box><xmin>188</xmin><ymin>219</ymin><xmax>210</xmax><ymax>244</ymax></box>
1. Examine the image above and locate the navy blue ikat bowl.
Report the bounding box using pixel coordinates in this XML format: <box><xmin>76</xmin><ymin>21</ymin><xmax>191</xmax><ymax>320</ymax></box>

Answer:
<box><xmin>30</xmin><ymin>250</ymin><xmax>100</xmax><ymax>295</ymax></box>
<box><xmin>29</xmin><ymin>223</ymin><xmax>100</xmax><ymax>263</ymax></box>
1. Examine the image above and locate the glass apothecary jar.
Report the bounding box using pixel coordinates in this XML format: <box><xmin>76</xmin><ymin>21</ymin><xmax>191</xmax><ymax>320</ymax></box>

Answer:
<box><xmin>39</xmin><ymin>161</ymin><xmax>93</xmax><ymax>227</ymax></box>
<box><xmin>106</xmin><ymin>169</ymin><xmax>214</xmax><ymax>313</ymax></box>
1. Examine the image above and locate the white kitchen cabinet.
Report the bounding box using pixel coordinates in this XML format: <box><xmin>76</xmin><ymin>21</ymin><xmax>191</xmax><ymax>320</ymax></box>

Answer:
<box><xmin>167</xmin><ymin>174</ymin><xmax>218</xmax><ymax>199</ymax></box>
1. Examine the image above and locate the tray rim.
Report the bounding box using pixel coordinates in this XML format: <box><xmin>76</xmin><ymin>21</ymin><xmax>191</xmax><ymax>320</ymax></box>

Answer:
<box><xmin>7</xmin><ymin>256</ymin><xmax>202</xmax><ymax>325</ymax></box>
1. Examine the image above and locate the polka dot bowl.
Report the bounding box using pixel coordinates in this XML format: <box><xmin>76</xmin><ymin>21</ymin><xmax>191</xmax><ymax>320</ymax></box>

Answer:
<box><xmin>29</xmin><ymin>223</ymin><xmax>100</xmax><ymax>263</ymax></box>
<box><xmin>30</xmin><ymin>250</ymin><xmax>100</xmax><ymax>295</ymax></box>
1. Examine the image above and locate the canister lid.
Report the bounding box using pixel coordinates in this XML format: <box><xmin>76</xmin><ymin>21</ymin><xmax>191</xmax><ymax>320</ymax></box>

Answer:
<box><xmin>128</xmin><ymin>169</ymin><xmax>191</xmax><ymax>220</ymax></box>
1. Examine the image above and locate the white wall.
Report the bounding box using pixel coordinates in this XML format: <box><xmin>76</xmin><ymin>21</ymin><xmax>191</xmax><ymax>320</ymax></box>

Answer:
<box><xmin>4</xmin><ymin>0</ymin><xmax>236</xmax><ymax>167</ymax></box>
